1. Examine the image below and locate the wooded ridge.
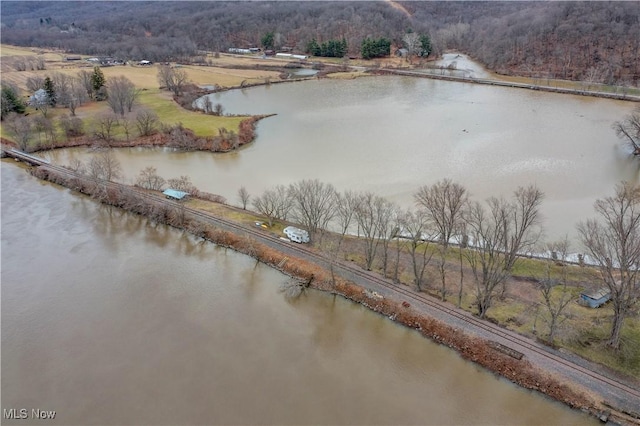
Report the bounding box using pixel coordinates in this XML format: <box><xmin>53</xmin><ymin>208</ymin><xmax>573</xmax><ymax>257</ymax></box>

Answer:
<box><xmin>1</xmin><ymin>1</ymin><xmax>638</xmax><ymax>84</ymax></box>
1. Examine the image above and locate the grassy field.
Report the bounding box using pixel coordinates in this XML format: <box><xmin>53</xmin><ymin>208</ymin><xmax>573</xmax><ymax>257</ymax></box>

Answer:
<box><xmin>0</xmin><ymin>44</ymin><xmax>283</xmax><ymax>142</ymax></box>
<box><xmin>137</xmin><ymin>89</ymin><xmax>247</xmax><ymax>137</ymax></box>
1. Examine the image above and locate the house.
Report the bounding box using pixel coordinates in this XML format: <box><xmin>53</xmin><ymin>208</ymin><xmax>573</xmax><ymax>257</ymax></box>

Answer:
<box><xmin>578</xmin><ymin>288</ymin><xmax>611</xmax><ymax>308</ymax></box>
<box><xmin>29</xmin><ymin>89</ymin><xmax>48</xmax><ymax>107</ymax></box>
<box><xmin>283</xmin><ymin>226</ymin><xmax>310</xmax><ymax>243</ymax></box>
<box><xmin>395</xmin><ymin>48</ymin><xmax>409</xmax><ymax>57</ymax></box>
<box><xmin>163</xmin><ymin>188</ymin><xmax>189</xmax><ymax>201</ymax></box>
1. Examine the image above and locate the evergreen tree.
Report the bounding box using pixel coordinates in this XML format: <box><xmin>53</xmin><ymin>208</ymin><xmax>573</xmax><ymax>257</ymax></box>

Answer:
<box><xmin>340</xmin><ymin>37</ymin><xmax>348</xmax><ymax>57</ymax></box>
<box><xmin>91</xmin><ymin>66</ymin><xmax>106</xmax><ymax>101</ymax></box>
<box><xmin>420</xmin><ymin>34</ymin><xmax>432</xmax><ymax>57</ymax></box>
<box><xmin>43</xmin><ymin>76</ymin><xmax>56</xmax><ymax>106</ymax></box>
<box><xmin>1</xmin><ymin>84</ymin><xmax>26</xmax><ymax>120</ymax></box>
<box><xmin>361</xmin><ymin>37</ymin><xmax>390</xmax><ymax>59</ymax></box>
<box><xmin>309</xmin><ymin>37</ymin><xmax>347</xmax><ymax>58</ymax></box>
<box><xmin>261</xmin><ymin>31</ymin><xmax>275</xmax><ymax>50</ymax></box>
<box><xmin>306</xmin><ymin>38</ymin><xmax>321</xmax><ymax>56</ymax></box>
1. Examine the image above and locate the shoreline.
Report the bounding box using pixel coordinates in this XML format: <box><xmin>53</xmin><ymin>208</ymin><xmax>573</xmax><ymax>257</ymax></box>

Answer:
<box><xmin>1</xmin><ymin>114</ymin><xmax>275</xmax><ymax>155</ymax></box>
<box><xmin>7</xmin><ymin>156</ymin><xmax>638</xmax><ymax>426</ymax></box>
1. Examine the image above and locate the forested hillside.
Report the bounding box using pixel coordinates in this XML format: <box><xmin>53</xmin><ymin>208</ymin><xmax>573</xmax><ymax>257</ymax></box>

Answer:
<box><xmin>1</xmin><ymin>1</ymin><xmax>638</xmax><ymax>84</ymax></box>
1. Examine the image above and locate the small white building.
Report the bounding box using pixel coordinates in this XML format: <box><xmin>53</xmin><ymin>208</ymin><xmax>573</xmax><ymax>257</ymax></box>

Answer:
<box><xmin>283</xmin><ymin>226</ymin><xmax>310</xmax><ymax>243</ymax></box>
<box><xmin>228</xmin><ymin>48</ymin><xmax>252</xmax><ymax>54</ymax></box>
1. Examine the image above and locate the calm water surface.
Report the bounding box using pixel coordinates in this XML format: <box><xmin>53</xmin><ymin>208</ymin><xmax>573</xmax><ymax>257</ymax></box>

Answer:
<box><xmin>46</xmin><ymin>76</ymin><xmax>638</xmax><ymax>240</ymax></box>
<box><xmin>1</xmin><ymin>163</ymin><xmax>596</xmax><ymax>425</ymax></box>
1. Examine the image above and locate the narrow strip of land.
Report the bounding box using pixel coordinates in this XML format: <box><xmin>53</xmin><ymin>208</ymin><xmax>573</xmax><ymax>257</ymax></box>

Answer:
<box><xmin>373</xmin><ymin>67</ymin><xmax>640</xmax><ymax>102</ymax></box>
<box><xmin>5</xmin><ymin>148</ymin><xmax>640</xmax><ymax>424</ymax></box>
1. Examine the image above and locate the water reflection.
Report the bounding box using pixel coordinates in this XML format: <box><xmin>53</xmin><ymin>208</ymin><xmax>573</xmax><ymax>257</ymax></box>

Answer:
<box><xmin>45</xmin><ymin>76</ymin><xmax>638</xmax><ymax>240</ymax></box>
<box><xmin>1</xmin><ymin>162</ymin><xmax>597</xmax><ymax>424</ymax></box>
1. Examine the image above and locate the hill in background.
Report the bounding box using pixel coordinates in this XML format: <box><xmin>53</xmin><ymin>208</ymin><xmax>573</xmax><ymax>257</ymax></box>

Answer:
<box><xmin>1</xmin><ymin>1</ymin><xmax>639</xmax><ymax>84</ymax></box>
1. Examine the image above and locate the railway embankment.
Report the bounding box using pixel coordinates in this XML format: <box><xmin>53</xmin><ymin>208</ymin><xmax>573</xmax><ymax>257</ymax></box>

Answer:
<box><xmin>373</xmin><ymin>68</ymin><xmax>640</xmax><ymax>102</ymax></box>
<box><xmin>4</xmin><ymin>149</ymin><xmax>640</xmax><ymax>425</ymax></box>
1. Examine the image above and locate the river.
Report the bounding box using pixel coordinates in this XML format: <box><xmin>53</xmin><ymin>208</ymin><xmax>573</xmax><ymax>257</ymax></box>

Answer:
<box><xmin>45</xmin><ymin>75</ymin><xmax>638</xmax><ymax>241</ymax></box>
<box><xmin>1</xmin><ymin>162</ymin><xmax>596</xmax><ymax>424</ymax></box>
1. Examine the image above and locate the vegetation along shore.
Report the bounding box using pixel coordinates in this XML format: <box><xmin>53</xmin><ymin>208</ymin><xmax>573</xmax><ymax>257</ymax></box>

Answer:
<box><xmin>2</xmin><ymin>1</ymin><xmax>640</xmax><ymax>423</ymax></box>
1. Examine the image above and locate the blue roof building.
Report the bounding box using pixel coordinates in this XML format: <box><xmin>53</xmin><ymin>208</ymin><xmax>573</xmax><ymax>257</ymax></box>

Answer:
<box><xmin>163</xmin><ymin>189</ymin><xmax>189</xmax><ymax>200</ymax></box>
<box><xmin>579</xmin><ymin>288</ymin><xmax>611</xmax><ymax>308</ymax></box>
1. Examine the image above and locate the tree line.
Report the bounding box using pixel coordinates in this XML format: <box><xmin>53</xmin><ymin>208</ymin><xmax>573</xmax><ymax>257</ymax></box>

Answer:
<box><xmin>23</xmin><ymin>142</ymin><xmax>639</xmax><ymax>352</ymax></box>
<box><xmin>1</xmin><ymin>1</ymin><xmax>638</xmax><ymax>83</ymax></box>
<box><xmin>245</xmin><ymin>178</ymin><xmax>639</xmax><ymax>350</ymax></box>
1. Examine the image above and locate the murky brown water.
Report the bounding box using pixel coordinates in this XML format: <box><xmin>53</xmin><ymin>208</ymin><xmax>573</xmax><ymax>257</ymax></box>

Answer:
<box><xmin>45</xmin><ymin>76</ymin><xmax>638</xmax><ymax>241</ymax></box>
<box><xmin>1</xmin><ymin>162</ymin><xmax>597</xmax><ymax>425</ymax></box>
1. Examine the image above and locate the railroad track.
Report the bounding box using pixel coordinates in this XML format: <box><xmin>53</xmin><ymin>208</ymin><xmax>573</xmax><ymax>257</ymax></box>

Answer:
<box><xmin>8</xmin><ymin>149</ymin><xmax>640</xmax><ymax>415</ymax></box>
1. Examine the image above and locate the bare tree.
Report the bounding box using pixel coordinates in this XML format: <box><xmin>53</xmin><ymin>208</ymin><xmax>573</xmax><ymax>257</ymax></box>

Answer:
<box><xmin>577</xmin><ymin>181</ymin><xmax>640</xmax><ymax>349</ymax></box>
<box><xmin>326</xmin><ymin>190</ymin><xmax>360</xmax><ymax>282</ymax></box>
<box><xmin>415</xmin><ymin>180</ymin><xmax>468</xmax><ymax>299</ymax></box>
<box><xmin>613</xmin><ymin>106</ymin><xmax>640</xmax><ymax>156</ymax></box>
<box><xmin>237</xmin><ymin>186</ymin><xmax>250</xmax><ymax>209</ymax></box>
<box><xmin>157</xmin><ymin>65</ymin><xmax>190</xmax><ymax>96</ymax></box>
<box><xmin>87</xmin><ymin>150</ymin><xmax>122</xmax><ymax>181</ymax></box>
<box><xmin>353</xmin><ymin>192</ymin><xmax>394</xmax><ymax>271</ymax></box>
<box><xmin>106</xmin><ymin>75</ymin><xmax>139</xmax><ymax>116</ymax></box>
<box><xmin>67</xmin><ymin>158</ymin><xmax>86</xmax><ymax>174</ymax></box>
<box><xmin>136</xmin><ymin>166</ymin><xmax>166</xmax><ymax>191</ymax></box>
<box><xmin>252</xmin><ymin>186</ymin><xmax>290</xmax><ymax>227</ymax></box>
<box><xmin>271</xmin><ymin>185</ymin><xmax>292</xmax><ymax>221</ymax></box>
<box><xmin>502</xmin><ymin>185</ymin><xmax>545</xmax><ymax>273</ymax></box>
<box><xmin>537</xmin><ymin>237</ymin><xmax>574</xmax><ymax>343</ymax></box>
<box><xmin>463</xmin><ymin>199</ymin><xmax>512</xmax><ymax>318</ymax></box>
<box><xmin>58</xmin><ymin>114</ymin><xmax>84</xmax><ymax>139</ymax></box>
<box><xmin>167</xmin><ymin>175</ymin><xmax>195</xmax><ymax>192</ymax></box>
<box><xmin>400</xmin><ymin>209</ymin><xmax>434</xmax><ymax>291</ymax></box>
<box><xmin>333</xmin><ymin>190</ymin><xmax>359</xmax><ymax>253</ymax></box>
<box><xmin>25</xmin><ymin>75</ymin><xmax>45</xmax><ymax>92</ymax></box>
<box><xmin>581</xmin><ymin>66</ymin><xmax>603</xmax><ymax>91</ymax></box>
<box><xmin>120</xmin><ymin>116</ymin><xmax>133</xmax><ymax>141</ymax></box>
<box><xmin>463</xmin><ymin>185</ymin><xmax>544</xmax><ymax>317</ymax></box>
<box><xmin>66</xmin><ymin>77</ymin><xmax>89</xmax><ymax>116</ymax></box>
<box><xmin>402</xmin><ymin>32</ymin><xmax>421</xmax><ymax>63</ymax></box>
<box><xmin>288</xmin><ymin>179</ymin><xmax>337</xmax><ymax>239</ymax></box>
<box><xmin>51</xmin><ymin>72</ymin><xmax>71</xmax><ymax>108</ymax></box>
<box><xmin>93</xmin><ymin>113</ymin><xmax>119</xmax><ymax>143</ymax></box>
<box><xmin>77</xmin><ymin>69</ymin><xmax>94</xmax><ymax>100</ymax></box>
<box><xmin>414</xmin><ymin>179</ymin><xmax>468</xmax><ymax>247</ymax></box>
<box><xmin>32</xmin><ymin>115</ymin><xmax>55</xmax><ymax>147</ymax></box>
<box><xmin>377</xmin><ymin>200</ymin><xmax>399</xmax><ymax>277</ymax></box>
<box><xmin>135</xmin><ymin>109</ymin><xmax>159</xmax><ymax>136</ymax></box>
<box><xmin>5</xmin><ymin>113</ymin><xmax>33</xmax><ymax>151</ymax></box>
